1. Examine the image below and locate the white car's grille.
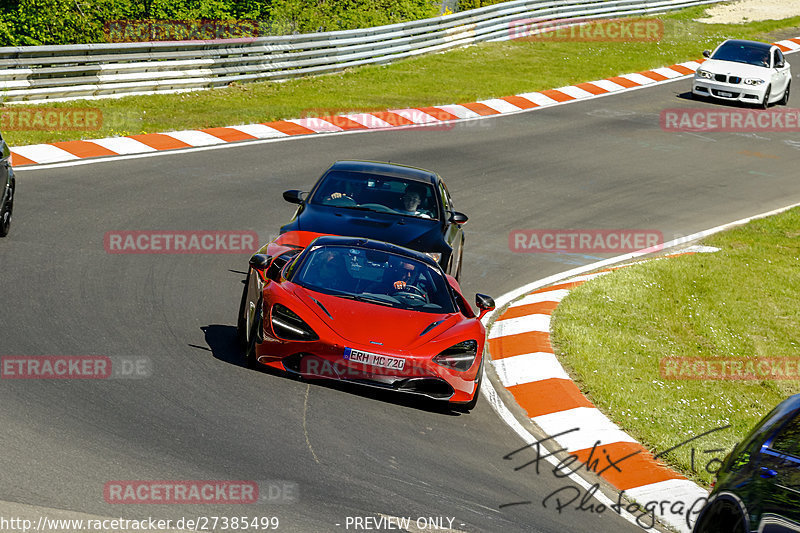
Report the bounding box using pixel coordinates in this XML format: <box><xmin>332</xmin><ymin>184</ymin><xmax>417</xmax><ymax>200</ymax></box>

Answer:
<box><xmin>713</xmin><ymin>74</ymin><xmax>742</xmax><ymax>84</ymax></box>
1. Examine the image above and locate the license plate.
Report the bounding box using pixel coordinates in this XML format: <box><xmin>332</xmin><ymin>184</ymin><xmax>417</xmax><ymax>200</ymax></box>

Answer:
<box><xmin>718</xmin><ymin>91</ymin><xmax>733</xmax><ymax>97</ymax></box>
<box><xmin>344</xmin><ymin>347</ymin><xmax>405</xmax><ymax>371</ymax></box>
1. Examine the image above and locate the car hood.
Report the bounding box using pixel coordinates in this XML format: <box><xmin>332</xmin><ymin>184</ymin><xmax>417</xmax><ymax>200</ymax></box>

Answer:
<box><xmin>295</xmin><ymin>288</ymin><xmax>458</xmax><ymax>350</ymax></box>
<box><xmin>283</xmin><ymin>204</ymin><xmax>443</xmax><ymax>252</ymax></box>
<box><xmin>700</xmin><ymin>59</ymin><xmax>771</xmax><ymax>78</ymax></box>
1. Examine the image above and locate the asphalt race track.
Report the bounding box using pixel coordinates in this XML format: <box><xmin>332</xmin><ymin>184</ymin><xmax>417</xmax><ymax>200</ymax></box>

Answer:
<box><xmin>3</xmin><ymin>77</ymin><xmax>800</xmax><ymax>533</ymax></box>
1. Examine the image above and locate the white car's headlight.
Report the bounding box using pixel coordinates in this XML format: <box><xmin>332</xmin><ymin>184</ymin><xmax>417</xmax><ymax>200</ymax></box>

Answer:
<box><xmin>744</xmin><ymin>78</ymin><xmax>765</xmax><ymax>85</ymax></box>
<box><xmin>696</xmin><ymin>69</ymin><xmax>714</xmax><ymax>79</ymax></box>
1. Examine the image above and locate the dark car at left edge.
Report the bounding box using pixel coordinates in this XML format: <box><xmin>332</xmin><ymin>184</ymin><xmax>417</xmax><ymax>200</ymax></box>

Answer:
<box><xmin>1</xmin><ymin>131</ymin><xmax>15</xmax><ymax>238</ymax></box>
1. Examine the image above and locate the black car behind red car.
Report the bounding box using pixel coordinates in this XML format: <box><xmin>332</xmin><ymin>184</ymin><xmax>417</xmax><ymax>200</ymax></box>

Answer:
<box><xmin>281</xmin><ymin>160</ymin><xmax>468</xmax><ymax>279</ymax></box>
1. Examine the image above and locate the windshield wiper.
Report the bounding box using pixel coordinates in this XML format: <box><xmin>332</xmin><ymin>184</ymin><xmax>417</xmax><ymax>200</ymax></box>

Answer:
<box><xmin>340</xmin><ymin>205</ymin><xmax>380</xmax><ymax>212</ymax></box>
<box><xmin>353</xmin><ymin>295</ymin><xmax>399</xmax><ymax>307</ymax></box>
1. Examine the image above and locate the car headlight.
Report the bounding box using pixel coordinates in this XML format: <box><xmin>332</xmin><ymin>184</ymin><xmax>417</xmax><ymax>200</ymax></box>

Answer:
<box><xmin>424</xmin><ymin>252</ymin><xmax>442</xmax><ymax>263</ymax></box>
<box><xmin>433</xmin><ymin>340</ymin><xmax>478</xmax><ymax>371</ymax></box>
<box><xmin>271</xmin><ymin>304</ymin><xmax>319</xmax><ymax>341</ymax></box>
<box><xmin>744</xmin><ymin>78</ymin><xmax>765</xmax><ymax>85</ymax></box>
<box><xmin>696</xmin><ymin>69</ymin><xmax>714</xmax><ymax>79</ymax></box>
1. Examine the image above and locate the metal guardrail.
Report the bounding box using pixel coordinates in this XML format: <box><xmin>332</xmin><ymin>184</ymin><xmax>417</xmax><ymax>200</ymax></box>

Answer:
<box><xmin>0</xmin><ymin>0</ymin><xmax>725</xmax><ymax>104</ymax></box>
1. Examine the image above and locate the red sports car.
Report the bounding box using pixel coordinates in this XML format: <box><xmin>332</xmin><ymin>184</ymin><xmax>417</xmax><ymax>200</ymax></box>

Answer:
<box><xmin>236</xmin><ymin>232</ymin><xmax>494</xmax><ymax>410</ymax></box>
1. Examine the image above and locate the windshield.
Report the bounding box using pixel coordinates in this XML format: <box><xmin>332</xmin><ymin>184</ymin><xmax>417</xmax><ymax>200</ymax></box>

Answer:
<box><xmin>290</xmin><ymin>245</ymin><xmax>455</xmax><ymax>314</ymax></box>
<box><xmin>712</xmin><ymin>42</ymin><xmax>771</xmax><ymax>68</ymax></box>
<box><xmin>309</xmin><ymin>170</ymin><xmax>439</xmax><ymax>220</ymax></box>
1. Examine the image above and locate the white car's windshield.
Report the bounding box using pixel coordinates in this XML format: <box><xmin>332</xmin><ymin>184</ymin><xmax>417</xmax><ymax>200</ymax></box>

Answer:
<box><xmin>712</xmin><ymin>42</ymin><xmax>771</xmax><ymax>68</ymax></box>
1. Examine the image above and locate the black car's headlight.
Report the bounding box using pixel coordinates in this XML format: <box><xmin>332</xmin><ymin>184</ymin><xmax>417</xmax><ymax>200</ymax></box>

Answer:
<box><xmin>271</xmin><ymin>304</ymin><xmax>319</xmax><ymax>341</ymax></box>
<box><xmin>433</xmin><ymin>340</ymin><xmax>478</xmax><ymax>371</ymax></box>
<box><xmin>424</xmin><ymin>252</ymin><xmax>442</xmax><ymax>263</ymax></box>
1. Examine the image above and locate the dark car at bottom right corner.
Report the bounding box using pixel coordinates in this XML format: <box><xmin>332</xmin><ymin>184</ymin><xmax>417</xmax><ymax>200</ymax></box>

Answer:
<box><xmin>693</xmin><ymin>393</ymin><xmax>800</xmax><ymax>533</ymax></box>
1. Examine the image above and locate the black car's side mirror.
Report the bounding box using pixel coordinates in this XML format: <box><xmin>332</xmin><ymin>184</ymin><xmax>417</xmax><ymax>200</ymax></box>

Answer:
<box><xmin>451</xmin><ymin>211</ymin><xmax>469</xmax><ymax>224</ymax></box>
<box><xmin>283</xmin><ymin>190</ymin><xmax>304</xmax><ymax>204</ymax></box>
<box><xmin>475</xmin><ymin>293</ymin><xmax>495</xmax><ymax>319</ymax></box>
<box><xmin>702</xmin><ymin>50</ymin><xmax>711</xmax><ymax>58</ymax></box>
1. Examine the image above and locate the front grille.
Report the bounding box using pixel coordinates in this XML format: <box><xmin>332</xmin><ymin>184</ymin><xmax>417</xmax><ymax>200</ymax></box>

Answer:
<box><xmin>282</xmin><ymin>354</ymin><xmax>455</xmax><ymax>400</ymax></box>
<box><xmin>397</xmin><ymin>378</ymin><xmax>454</xmax><ymax>399</ymax></box>
<box><xmin>712</xmin><ymin>74</ymin><xmax>741</xmax><ymax>84</ymax></box>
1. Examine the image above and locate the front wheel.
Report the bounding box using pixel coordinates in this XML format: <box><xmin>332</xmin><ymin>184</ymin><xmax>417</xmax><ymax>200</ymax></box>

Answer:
<box><xmin>453</xmin><ymin>357</ymin><xmax>483</xmax><ymax>413</ymax></box>
<box><xmin>760</xmin><ymin>85</ymin><xmax>771</xmax><ymax>109</ymax></box>
<box><xmin>0</xmin><ymin>178</ymin><xmax>14</xmax><ymax>238</ymax></box>
<box><xmin>236</xmin><ymin>270</ymin><xmax>252</xmax><ymax>349</ymax></box>
<box><xmin>692</xmin><ymin>499</ymin><xmax>746</xmax><ymax>533</ymax></box>
<box><xmin>244</xmin><ymin>299</ymin><xmax>263</xmax><ymax>369</ymax></box>
<box><xmin>780</xmin><ymin>80</ymin><xmax>791</xmax><ymax>106</ymax></box>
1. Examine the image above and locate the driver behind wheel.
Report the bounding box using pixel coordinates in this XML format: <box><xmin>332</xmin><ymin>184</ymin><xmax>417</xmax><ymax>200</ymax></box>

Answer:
<box><xmin>323</xmin><ymin>178</ymin><xmax>359</xmax><ymax>204</ymax></box>
<box><xmin>397</xmin><ymin>183</ymin><xmax>432</xmax><ymax>218</ymax></box>
<box><xmin>393</xmin><ymin>260</ymin><xmax>417</xmax><ymax>290</ymax></box>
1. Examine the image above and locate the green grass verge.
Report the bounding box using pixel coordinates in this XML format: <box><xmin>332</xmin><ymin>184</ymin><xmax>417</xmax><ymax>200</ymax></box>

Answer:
<box><xmin>550</xmin><ymin>207</ymin><xmax>800</xmax><ymax>487</ymax></box>
<box><xmin>2</xmin><ymin>6</ymin><xmax>800</xmax><ymax>146</ymax></box>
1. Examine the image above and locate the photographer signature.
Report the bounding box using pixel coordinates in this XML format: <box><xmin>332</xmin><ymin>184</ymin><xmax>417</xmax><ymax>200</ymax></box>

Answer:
<box><xmin>500</xmin><ymin>424</ymin><xmax>730</xmax><ymax>530</ymax></box>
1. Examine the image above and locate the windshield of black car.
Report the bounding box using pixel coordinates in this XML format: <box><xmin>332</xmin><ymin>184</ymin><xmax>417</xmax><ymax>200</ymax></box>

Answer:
<box><xmin>308</xmin><ymin>170</ymin><xmax>439</xmax><ymax>220</ymax></box>
<box><xmin>289</xmin><ymin>245</ymin><xmax>455</xmax><ymax>314</ymax></box>
<box><xmin>712</xmin><ymin>43</ymin><xmax>771</xmax><ymax>68</ymax></box>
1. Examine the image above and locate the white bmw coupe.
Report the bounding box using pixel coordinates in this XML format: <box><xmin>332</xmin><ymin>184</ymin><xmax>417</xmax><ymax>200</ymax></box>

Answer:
<box><xmin>693</xmin><ymin>39</ymin><xmax>791</xmax><ymax>108</ymax></box>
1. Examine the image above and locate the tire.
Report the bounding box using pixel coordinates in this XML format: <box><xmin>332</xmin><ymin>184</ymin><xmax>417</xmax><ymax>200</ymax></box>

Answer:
<box><xmin>455</xmin><ymin>248</ymin><xmax>463</xmax><ymax>282</ymax></box>
<box><xmin>244</xmin><ymin>299</ymin><xmax>263</xmax><ymax>369</ymax></box>
<box><xmin>780</xmin><ymin>80</ymin><xmax>791</xmax><ymax>106</ymax></box>
<box><xmin>760</xmin><ymin>85</ymin><xmax>771</xmax><ymax>109</ymax></box>
<box><xmin>0</xmin><ymin>178</ymin><xmax>13</xmax><ymax>238</ymax></box>
<box><xmin>453</xmin><ymin>356</ymin><xmax>484</xmax><ymax>413</ymax></box>
<box><xmin>692</xmin><ymin>499</ymin><xmax>746</xmax><ymax>533</ymax></box>
<box><xmin>236</xmin><ymin>270</ymin><xmax>251</xmax><ymax>349</ymax></box>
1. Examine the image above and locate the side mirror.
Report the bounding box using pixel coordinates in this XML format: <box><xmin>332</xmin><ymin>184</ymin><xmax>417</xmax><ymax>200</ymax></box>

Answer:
<box><xmin>776</xmin><ymin>59</ymin><xmax>785</xmax><ymax>69</ymax></box>
<box><xmin>451</xmin><ymin>211</ymin><xmax>469</xmax><ymax>225</ymax></box>
<box><xmin>283</xmin><ymin>190</ymin><xmax>304</xmax><ymax>204</ymax></box>
<box><xmin>702</xmin><ymin>50</ymin><xmax>711</xmax><ymax>58</ymax></box>
<box><xmin>475</xmin><ymin>293</ymin><xmax>495</xmax><ymax>319</ymax></box>
<box><xmin>249</xmin><ymin>254</ymin><xmax>271</xmax><ymax>271</ymax></box>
